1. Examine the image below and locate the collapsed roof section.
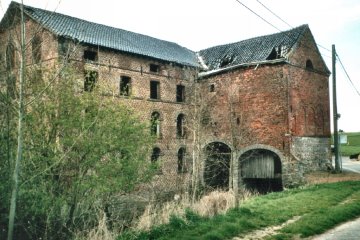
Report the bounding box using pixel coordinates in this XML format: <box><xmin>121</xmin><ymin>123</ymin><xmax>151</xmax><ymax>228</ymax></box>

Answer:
<box><xmin>197</xmin><ymin>25</ymin><xmax>309</xmax><ymax>74</ymax></box>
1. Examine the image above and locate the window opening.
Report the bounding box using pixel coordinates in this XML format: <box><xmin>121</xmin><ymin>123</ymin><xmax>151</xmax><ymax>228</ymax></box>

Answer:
<box><xmin>150</xmin><ymin>80</ymin><xmax>160</xmax><ymax>99</ymax></box>
<box><xmin>120</xmin><ymin>76</ymin><xmax>131</xmax><ymax>96</ymax></box>
<box><xmin>151</xmin><ymin>147</ymin><xmax>161</xmax><ymax>163</ymax></box>
<box><xmin>84</xmin><ymin>50</ymin><xmax>97</xmax><ymax>61</ymax></box>
<box><xmin>151</xmin><ymin>112</ymin><xmax>161</xmax><ymax>137</ymax></box>
<box><xmin>306</xmin><ymin>59</ymin><xmax>314</xmax><ymax>70</ymax></box>
<box><xmin>176</xmin><ymin>85</ymin><xmax>185</xmax><ymax>102</ymax></box>
<box><xmin>6</xmin><ymin>43</ymin><xmax>15</xmax><ymax>70</ymax></box>
<box><xmin>84</xmin><ymin>71</ymin><xmax>98</xmax><ymax>92</ymax></box>
<box><xmin>209</xmin><ymin>84</ymin><xmax>215</xmax><ymax>92</ymax></box>
<box><xmin>178</xmin><ymin>148</ymin><xmax>186</xmax><ymax>173</ymax></box>
<box><xmin>176</xmin><ymin>114</ymin><xmax>186</xmax><ymax>138</ymax></box>
<box><xmin>150</xmin><ymin>63</ymin><xmax>160</xmax><ymax>73</ymax></box>
<box><xmin>32</xmin><ymin>35</ymin><xmax>42</xmax><ymax>64</ymax></box>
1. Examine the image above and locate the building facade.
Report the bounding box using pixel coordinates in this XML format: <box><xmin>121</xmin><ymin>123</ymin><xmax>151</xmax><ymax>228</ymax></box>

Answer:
<box><xmin>0</xmin><ymin>2</ymin><xmax>331</xmax><ymax>192</ymax></box>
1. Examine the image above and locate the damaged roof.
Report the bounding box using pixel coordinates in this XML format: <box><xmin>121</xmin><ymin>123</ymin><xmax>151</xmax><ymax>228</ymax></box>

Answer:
<box><xmin>198</xmin><ymin>25</ymin><xmax>309</xmax><ymax>71</ymax></box>
<box><xmin>2</xmin><ymin>1</ymin><xmax>199</xmax><ymax>67</ymax></box>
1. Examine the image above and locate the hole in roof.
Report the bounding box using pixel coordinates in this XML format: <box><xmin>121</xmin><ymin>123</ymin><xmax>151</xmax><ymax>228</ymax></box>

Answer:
<box><xmin>219</xmin><ymin>54</ymin><xmax>235</xmax><ymax>68</ymax></box>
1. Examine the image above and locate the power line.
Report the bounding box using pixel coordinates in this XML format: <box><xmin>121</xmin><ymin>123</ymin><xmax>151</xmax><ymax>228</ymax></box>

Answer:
<box><xmin>255</xmin><ymin>0</ymin><xmax>292</xmax><ymax>29</ymax></box>
<box><xmin>336</xmin><ymin>53</ymin><xmax>360</xmax><ymax>96</ymax></box>
<box><xmin>234</xmin><ymin>0</ymin><xmax>282</xmax><ymax>32</ymax></box>
<box><xmin>235</xmin><ymin>0</ymin><xmax>332</xmax><ymax>54</ymax></box>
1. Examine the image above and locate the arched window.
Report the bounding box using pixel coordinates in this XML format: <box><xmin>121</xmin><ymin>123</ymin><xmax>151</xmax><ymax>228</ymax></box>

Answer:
<box><xmin>177</xmin><ymin>147</ymin><xmax>186</xmax><ymax>173</ymax></box>
<box><xmin>151</xmin><ymin>147</ymin><xmax>161</xmax><ymax>163</ymax></box>
<box><xmin>176</xmin><ymin>114</ymin><xmax>186</xmax><ymax>138</ymax></box>
<box><xmin>151</xmin><ymin>112</ymin><xmax>161</xmax><ymax>137</ymax></box>
<box><xmin>306</xmin><ymin>59</ymin><xmax>313</xmax><ymax>70</ymax></box>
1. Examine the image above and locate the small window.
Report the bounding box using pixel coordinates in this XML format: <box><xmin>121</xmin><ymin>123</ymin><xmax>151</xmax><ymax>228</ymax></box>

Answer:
<box><xmin>84</xmin><ymin>71</ymin><xmax>98</xmax><ymax>92</ymax></box>
<box><xmin>178</xmin><ymin>148</ymin><xmax>186</xmax><ymax>173</ymax></box>
<box><xmin>150</xmin><ymin>80</ymin><xmax>160</xmax><ymax>99</ymax></box>
<box><xmin>58</xmin><ymin>37</ymin><xmax>69</xmax><ymax>57</ymax></box>
<box><xmin>6</xmin><ymin>43</ymin><xmax>15</xmax><ymax>70</ymax></box>
<box><xmin>176</xmin><ymin>85</ymin><xmax>185</xmax><ymax>102</ymax></box>
<box><xmin>32</xmin><ymin>35</ymin><xmax>42</xmax><ymax>64</ymax></box>
<box><xmin>84</xmin><ymin>50</ymin><xmax>97</xmax><ymax>61</ymax></box>
<box><xmin>150</xmin><ymin>64</ymin><xmax>160</xmax><ymax>73</ymax></box>
<box><xmin>176</xmin><ymin>114</ymin><xmax>186</xmax><ymax>138</ymax></box>
<box><xmin>209</xmin><ymin>84</ymin><xmax>215</xmax><ymax>92</ymax></box>
<box><xmin>151</xmin><ymin>147</ymin><xmax>161</xmax><ymax>163</ymax></box>
<box><xmin>306</xmin><ymin>59</ymin><xmax>314</xmax><ymax>70</ymax></box>
<box><xmin>120</xmin><ymin>76</ymin><xmax>131</xmax><ymax>96</ymax></box>
<box><xmin>151</xmin><ymin>112</ymin><xmax>161</xmax><ymax>137</ymax></box>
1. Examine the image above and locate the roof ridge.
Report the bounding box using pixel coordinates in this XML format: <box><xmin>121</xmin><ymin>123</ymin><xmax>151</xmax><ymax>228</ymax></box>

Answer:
<box><xmin>5</xmin><ymin>1</ymin><xmax>199</xmax><ymax>67</ymax></box>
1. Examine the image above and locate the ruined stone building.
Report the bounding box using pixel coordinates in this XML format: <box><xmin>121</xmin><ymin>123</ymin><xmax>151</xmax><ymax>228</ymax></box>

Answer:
<box><xmin>0</xmin><ymin>2</ymin><xmax>331</xmax><ymax>192</ymax></box>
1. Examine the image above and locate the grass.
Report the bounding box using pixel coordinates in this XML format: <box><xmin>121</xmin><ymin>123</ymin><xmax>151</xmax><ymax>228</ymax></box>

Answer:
<box><xmin>336</xmin><ymin>132</ymin><xmax>360</xmax><ymax>156</ymax></box>
<box><xmin>118</xmin><ymin>179</ymin><xmax>360</xmax><ymax>240</ymax></box>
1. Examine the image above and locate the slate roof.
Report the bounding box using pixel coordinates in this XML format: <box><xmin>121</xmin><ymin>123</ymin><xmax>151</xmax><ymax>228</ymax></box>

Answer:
<box><xmin>198</xmin><ymin>25</ymin><xmax>309</xmax><ymax>71</ymax></box>
<box><xmin>2</xmin><ymin>1</ymin><xmax>199</xmax><ymax>67</ymax></box>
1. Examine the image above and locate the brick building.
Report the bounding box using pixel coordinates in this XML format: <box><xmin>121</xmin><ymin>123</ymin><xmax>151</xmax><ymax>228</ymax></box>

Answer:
<box><xmin>0</xmin><ymin>2</ymin><xmax>331</xmax><ymax>192</ymax></box>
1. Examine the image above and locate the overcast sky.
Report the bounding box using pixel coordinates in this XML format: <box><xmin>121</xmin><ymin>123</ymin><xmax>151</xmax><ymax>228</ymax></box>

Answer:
<box><xmin>1</xmin><ymin>0</ymin><xmax>360</xmax><ymax>133</ymax></box>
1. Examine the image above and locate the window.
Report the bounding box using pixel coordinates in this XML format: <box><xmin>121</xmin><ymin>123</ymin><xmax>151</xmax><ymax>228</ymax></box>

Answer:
<box><xmin>176</xmin><ymin>85</ymin><xmax>185</xmax><ymax>102</ymax></box>
<box><xmin>83</xmin><ymin>50</ymin><xmax>97</xmax><ymax>61</ymax></box>
<box><xmin>176</xmin><ymin>114</ymin><xmax>186</xmax><ymax>138</ymax></box>
<box><xmin>151</xmin><ymin>147</ymin><xmax>161</xmax><ymax>163</ymax></box>
<box><xmin>150</xmin><ymin>80</ymin><xmax>160</xmax><ymax>99</ymax></box>
<box><xmin>150</xmin><ymin>63</ymin><xmax>160</xmax><ymax>73</ymax></box>
<box><xmin>178</xmin><ymin>148</ymin><xmax>186</xmax><ymax>173</ymax></box>
<box><xmin>6</xmin><ymin>43</ymin><xmax>15</xmax><ymax>70</ymax></box>
<box><xmin>209</xmin><ymin>84</ymin><xmax>215</xmax><ymax>92</ymax></box>
<box><xmin>306</xmin><ymin>59</ymin><xmax>314</xmax><ymax>70</ymax></box>
<box><xmin>32</xmin><ymin>35</ymin><xmax>42</xmax><ymax>64</ymax></box>
<box><xmin>120</xmin><ymin>76</ymin><xmax>131</xmax><ymax>96</ymax></box>
<box><xmin>151</xmin><ymin>112</ymin><xmax>161</xmax><ymax>137</ymax></box>
<box><xmin>58</xmin><ymin>37</ymin><xmax>69</xmax><ymax>57</ymax></box>
<box><xmin>84</xmin><ymin>71</ymin><xmax>98</xmax><ymax>92</ymax></box>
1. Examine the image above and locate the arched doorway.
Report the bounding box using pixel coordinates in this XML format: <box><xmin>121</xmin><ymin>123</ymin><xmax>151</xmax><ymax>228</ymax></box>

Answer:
<box><xmin>204</xmin><ymin>142</ymin><xmax>231</xmax><ymax>189</ymax></box>
<box><xmin>239</xmin><ymin>149</ymin><xmax>282</xmax><ymax>193</ymax></box>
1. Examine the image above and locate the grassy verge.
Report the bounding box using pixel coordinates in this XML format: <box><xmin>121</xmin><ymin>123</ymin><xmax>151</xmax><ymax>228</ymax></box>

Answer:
<box><xmin>336</xmin><ymin>132</ymin><xmax>360</xmax><ymax>156</ymax></box>
<box><xmin>118</xmin><ymin>181</ymin><xmax>360</xmax><ymax>240</ymax></box>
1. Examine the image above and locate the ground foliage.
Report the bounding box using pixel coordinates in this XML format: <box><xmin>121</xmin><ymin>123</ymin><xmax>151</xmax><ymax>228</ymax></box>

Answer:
<box><xmin>0</xmin><ymin>67</ymin><xmax>155</xmax><ymax>239</ymax></box>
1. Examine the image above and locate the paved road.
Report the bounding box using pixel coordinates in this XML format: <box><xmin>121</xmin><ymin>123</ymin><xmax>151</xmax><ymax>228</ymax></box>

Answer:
<box><xmin>333</xmin><ymin>156</ymin><xmax>360</xmax><ymax>173</ymax></box>
<box><xmin>341</xmin><ymin>156</ymin><xmax>360</xmax><ymax>173</ymax></box>
<box><xmin>311</xmin><ymin>217</ymin><xmax>360</xmax><ymax>240</ymax></box>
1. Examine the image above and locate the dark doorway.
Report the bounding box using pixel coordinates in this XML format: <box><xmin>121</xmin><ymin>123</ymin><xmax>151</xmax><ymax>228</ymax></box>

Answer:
<box><xmin>204</xmin><ymin>142</ymin><xmax>231</xmax><ymax>189</ymax></box>
<box><xmin>240</xmin><ymin>149</ymin><xmax>282</xmax><ymax>193</ymax></box>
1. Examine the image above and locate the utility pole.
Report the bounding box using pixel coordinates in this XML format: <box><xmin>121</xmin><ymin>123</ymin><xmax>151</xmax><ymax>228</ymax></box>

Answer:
<box><xmin>8</xmin><ymin>1</ymin><xmax>26</xmax><ymax>239</ymax></box>
<box><xmin>332</xmin><ymin>44</ymin><xmax>340</xmax><ymax>173</ymax></box>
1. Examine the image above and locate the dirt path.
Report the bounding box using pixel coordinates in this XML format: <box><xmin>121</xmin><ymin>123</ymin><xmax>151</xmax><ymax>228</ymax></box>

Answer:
<box><xmin>232</xmin><ymin>216</ymin><xmax>301</xmax><ymax>240</ymax></box>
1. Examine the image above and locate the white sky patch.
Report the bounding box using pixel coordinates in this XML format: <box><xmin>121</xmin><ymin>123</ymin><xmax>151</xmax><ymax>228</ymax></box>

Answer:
<box><xmin>1</xmin><ymin>0</ymin><xmax>359</xmax><ymax>132</ymax></box>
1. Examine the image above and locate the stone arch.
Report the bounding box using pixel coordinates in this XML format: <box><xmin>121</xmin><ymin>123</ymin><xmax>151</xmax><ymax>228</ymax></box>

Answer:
<box><xmin>203</xmin><ymin>142</ymin><xmax>232</xmax><ymax>189</ymax></box>
<box><xmin>238</xmin><ymin>145</ymin><xmax>283</xmax><ymax>193</ymax></box>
